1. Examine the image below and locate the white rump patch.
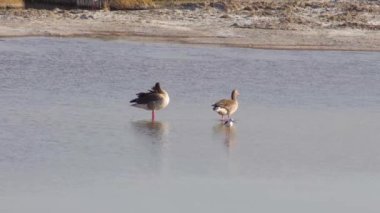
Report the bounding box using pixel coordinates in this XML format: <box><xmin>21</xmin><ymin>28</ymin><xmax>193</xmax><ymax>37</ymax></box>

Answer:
<box><xmin>214</xmin><ymin>107</ymin><xmax>228</xmax><ymax>115</ymax></box>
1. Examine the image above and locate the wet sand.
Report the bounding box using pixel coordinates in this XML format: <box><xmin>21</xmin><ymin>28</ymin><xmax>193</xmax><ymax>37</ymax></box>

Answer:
<box><xmin>1</xmin><ymin>0</ymin><xmax>380</xmax><ymax>51</ymax></box>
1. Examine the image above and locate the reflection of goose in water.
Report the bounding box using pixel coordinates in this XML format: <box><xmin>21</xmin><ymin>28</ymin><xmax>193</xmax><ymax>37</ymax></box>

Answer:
<box><xmin>131</xmin><ymin>120</ymin><xmax>169</xmax><ymax>143</ymax></box>
<box><xmin>130</xmin><ymin>120</ymin><xmax>170</xmax><ymax>176</ymax></box>
<box><xmin>213</xmin><ymin>123</ymin><xmax>237</xmax><ymax>148</ymax></box>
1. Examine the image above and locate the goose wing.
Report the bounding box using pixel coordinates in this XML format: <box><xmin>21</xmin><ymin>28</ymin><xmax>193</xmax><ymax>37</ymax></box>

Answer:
<box><xmin>130</xmin><ymin>92</ymin><xmax>162</xmax><ymax>104</ymax></box>
<box><xmin>212</xmin><ymin>99</ymin><xmax>234</xmax><ymax>110</ymax></box>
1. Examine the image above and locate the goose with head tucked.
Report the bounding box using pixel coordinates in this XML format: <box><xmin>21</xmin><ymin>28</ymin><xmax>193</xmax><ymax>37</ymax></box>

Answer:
<box><xmin>130</xmin><ymin>82</ymin><xmax>170</xmax><ymax>122</ymax></box>
<box><xmin>212</xmin><ymin>89</ymin><xmax>239</xmax><ymax>121</ymax></box>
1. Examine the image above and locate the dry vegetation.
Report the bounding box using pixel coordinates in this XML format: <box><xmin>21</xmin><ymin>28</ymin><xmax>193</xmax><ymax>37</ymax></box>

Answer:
<box><xmin>225</xmin><ymin>0</ymin><xmax>380</xmax><ymax>30</ymax></box>
<box><xmin>107</xmin><ymin>0</ymin><xmax>380</xmax><ymax>30</ymax></box>
<box><xmin>107</xmin><ymin>0</ymin><xmax>379</xmax><ymax>30</ymax></box>
<box><xmin>165</xmin><ymin>0</ymin><xmax>380</xmax><ymax>30</ymax></box>
<box><xmin>0</xmin><ymin>0</ymin><xmax>24</xmax><ymax>8</ymax></box>
<box><xmin>109</xmin><ymin>0</ymin><xmax>154</xmax><ymax>10</ymax></box>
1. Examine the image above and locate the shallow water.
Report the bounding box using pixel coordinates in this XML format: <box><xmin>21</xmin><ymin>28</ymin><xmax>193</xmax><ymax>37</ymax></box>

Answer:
<box><xmin>0</xmin><ymin>37</ymin><xmax>380</xmax><ymax>212</ymax></box>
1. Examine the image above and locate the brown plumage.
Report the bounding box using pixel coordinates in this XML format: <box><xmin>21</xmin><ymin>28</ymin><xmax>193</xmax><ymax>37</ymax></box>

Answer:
<box><xmin>212</xmin><ymin>89</ymin><xmax>239</xmax><ymax>120</ymax></box>
<box><xmin>130</xmin><ymin>82</ymin><xmax>170</xmax><ymax>121</ymax></box>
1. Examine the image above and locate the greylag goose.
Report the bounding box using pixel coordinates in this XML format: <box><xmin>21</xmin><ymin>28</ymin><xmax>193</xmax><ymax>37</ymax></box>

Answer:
<box><xmin>212</xmin><ymin>89</ymin><xmax>239</xmax><ymax>121</ymax></box>
<box><xmin>130</xmin><ymin>82</ymin><xmax>170</xmax><ymax>122</ymax></box>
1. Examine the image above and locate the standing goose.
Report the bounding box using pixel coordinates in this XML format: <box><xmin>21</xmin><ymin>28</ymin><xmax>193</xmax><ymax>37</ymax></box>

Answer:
<box><xmin>130</xmin><ymin>82</ymin><xmax>170</xmax><ymax>122</ymax></box>
<box><xmin>212</xmin><ymin>89</ymin><xmax>239</xmax><ymax>121</ymax></box>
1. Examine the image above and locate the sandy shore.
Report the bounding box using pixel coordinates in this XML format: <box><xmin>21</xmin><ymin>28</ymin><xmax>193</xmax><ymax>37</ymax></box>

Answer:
<box><xmin>1</xmin><ymin>1</ymin><xmax>380</xmax><ymax>50</ymax></box>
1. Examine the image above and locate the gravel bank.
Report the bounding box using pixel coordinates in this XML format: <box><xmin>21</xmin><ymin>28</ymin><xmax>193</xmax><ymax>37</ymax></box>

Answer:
<box><xmin>1</xmin><ymin>0</ymin><xmax>379</xmax><ymax>50</ymax></box>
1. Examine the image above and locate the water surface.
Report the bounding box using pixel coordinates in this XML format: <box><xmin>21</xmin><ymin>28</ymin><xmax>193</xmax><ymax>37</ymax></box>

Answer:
<box><xmin>0</xmin><ymin>37</ymin><xmax>380</xmax><ymax>212</ymax></box>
